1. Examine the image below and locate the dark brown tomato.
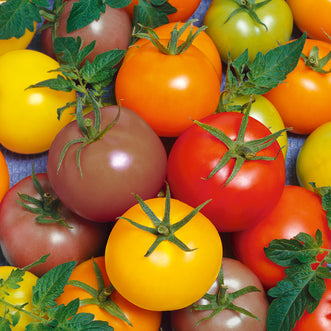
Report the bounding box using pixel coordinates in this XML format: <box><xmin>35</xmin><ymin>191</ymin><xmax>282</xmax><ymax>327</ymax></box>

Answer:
<box><xmin>41</xmin><ymin>0</ymin><xmax>132</xmax><ymax>63</ymax></box>
<box><xmin>47</xmin><ymin>105</ymin><xmax>168</xmax><ymax>223</ymax></box>
<box><xmin>0</xmin><ymin>173</ymin><xmax>110</xmax><ymax>277</ymax></box>
<box><xmin>171</xmin><ymin>257</ymin><xmax>269</xmax><ymax>331</ymax></box>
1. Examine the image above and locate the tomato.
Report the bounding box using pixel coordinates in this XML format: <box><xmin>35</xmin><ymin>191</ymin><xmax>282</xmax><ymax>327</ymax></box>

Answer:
<box><xmin>0</xmin><ymin>49</ymin><xmax>76</xmax><ymax>154</ymax></box>
<box><xmin>0</xmin><ymin>173</ymin><xmax>110</xmax><ymax>277</ymax></box>
<box><xmin>0</xmin><ymin>266</ymin><xmax>38</xmax><ymax>330</ymax></box>
<box><xmin>125</xmin><ymin>0</ymin><xmax>201</xmax><ymax>22</ymax></box>
<box><xmin>115</xmin><ymin>36</ymin><xmax>221</xmax><ymax>137</ymax></box>
<box><xmin>171</xmin><ymin>257</ymin><xmax>269</xmax><ymax>331</ymax></box>
<box><xmin>226</xmin><ymin>95</ymin><xmax>288</xmax><ymax>158</ymax></box>
<box><xmin>292</xmin><ymin>278</ymin><xmax>331</xmax><ymax>331</ymax></box>
<box><xmin>296</xmin><ymin>121</ymin><xmax>331</xmax><ymax>191</ymax></box>
<box><xmin>104</xmin><ymin>193</ymin><xmax>223</xmax><ymax>311</ymax></box>
<box><xmin>41</xmin><ymin>0</ymin><xmax>132</xmax><ymax>64</ymax></box>
<box><xmin>125</xmin><ymin>21</ymin><xmax>222</xmax><ymax>81</ymax></box>
<box><xmin>265</xmin><ymin>38</ymin><xmax>331</xmax><ymax>135</ymax></box>
<box><xmin>0</xmin><ymin>150</ymin><xmax>9</xmax><ymax>203</ymax></box>
<box><xmin>232</xmin><ymin>185</ymin><xmax>331</xmax><ymax>290</ymax></box>
<box><xmin>287</xmin><ymin>0</ymin><xmax>331</xmax><ymax>43</ymax></box>
<box><xmin>57</xmin><ymin>256</ymin><xmax>162</xmax><ymax>331</ymax></box>
<box><xmin>167</xmin><ymin>111</ymin><xmax>285</xmax><ymax>232</ymax></box>
<box><xmin>203</xmin><ymin>0</ymin><xmax>293</xmax><ymax>62</ymax></box>
<box><xmin>0</xmin><ymin>1</ymin><xmax>36</xmax><ymax>56</ymax></box>
<box><xmin>47</xmin><ymin>105</ymin><xmax>168</xmax><ymax>222</ymax></box>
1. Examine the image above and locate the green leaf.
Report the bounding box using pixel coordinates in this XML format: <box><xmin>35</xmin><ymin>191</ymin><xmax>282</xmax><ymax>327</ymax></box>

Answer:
<box><xmin>0</xmin><ymin>0</ymin><xmax>46</xmax><ymax>39</ymax></box>
<box><xmin>28</xmin><ymin>75</ymin><xmax>76</xmax><ymax>93</ymax></box>
<box><xmin>32</xmin><ymin>261</ymin><xmax>77</xmax><ymax>312</ymax></box>
<box><xmin>105</xmin><ymin>0</ymin><xmax>131</xmax><ymax>8</ymax></box>
<box><xmin>0</xmin><ymin>317</ymin><xmax>12</xmax><ymax>331</ymax></box>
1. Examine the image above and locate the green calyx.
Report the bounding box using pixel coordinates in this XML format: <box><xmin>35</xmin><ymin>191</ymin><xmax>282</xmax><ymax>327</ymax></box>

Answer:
<box><xmin>133</xmin><ymin>19</ymin><xmax>207</xmax><ymax>55</ymax></box>
<box><xmin>301</xmin><ymin>46</ymin><xmax>331</xmax><ymax>74</ymax></box>
<box><xmin>119</xmin><ymin>183</ymin><xmax>210</xmax><ymax>257</ymax></box>
<box><xmin>192</xmin><ymin>266</ymin><xmax>261</xmax><ymax>323</ymax></box>
<box><xmin>16</xmin><ymin>164</ymin><xmax>72</xmax><ymax>228</ymax></box>
<box><xmin>193</xmin><ymin>99</ymin><xmax>286</xmax><ymax>186</ymax></box>
<box><xmin>67</xmin><ymin>259</ymin><xmax>133</xmax><ymax>326</ymax></box>
<box><xmin>225</xmin><ymin>0</ymin><xmax>272</xmax><ymax>31</ymax></box>
<box><xmin>57</xmin><ymin>96</ymin><xmax>120</xmax><ymax>177</ymax></box>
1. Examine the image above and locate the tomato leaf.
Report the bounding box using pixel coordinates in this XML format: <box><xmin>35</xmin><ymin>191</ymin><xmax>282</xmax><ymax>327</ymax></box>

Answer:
<box><xmin>32</xmin><ymin>261</ymin><xmax>77</xmax><ymax>311</ymax></box>
<box><xmin>310</xmin><ymin>183</ymin><xmax>331</xmax><ymax>230</ymax></box>
<box><xmin>265</xmin><ymin>230</ymin><xmax>331</xmax><ymax>331</ymax></box>
<box><xmin>0</xmin><ymin>318</ymin><xmax>11</xmax><ymax>331</ymax></box>
<box><xmin>0</xmin><ymin>0</ymin><xmax>47</xmax><ymax>39</ymax></box>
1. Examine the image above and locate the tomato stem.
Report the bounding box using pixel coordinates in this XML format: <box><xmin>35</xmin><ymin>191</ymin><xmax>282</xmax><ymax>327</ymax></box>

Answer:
<box><xmin>301</xmin><ymin>46</ymin><xmax>331</xmax><ymax>74</ymax></box>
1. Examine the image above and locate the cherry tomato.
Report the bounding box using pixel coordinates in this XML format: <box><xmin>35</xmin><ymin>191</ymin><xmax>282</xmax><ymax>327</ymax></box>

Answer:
<box><xmin>171</xmin><ymin>257</ymin><xmax>269</xmax><ymax>331</ymax></box>
<box><xmin>104</xmin><ymin>194</ymin><xmax>223</xmax><ymax>311</ymax></box>
<box><xmin>125</xmin><ymin>0</ymin><xmax>201</xmax><ymax>22</ymax></box>
<box><xmin>115</xmin><ymin>37</ymin><xmax>221</xmax><ymax>137</ymax></box>
<box><xmin>167</xmin><ymin>111</ymin><xmax>285</xmax><ymax>232</ymax></box>
<box><xmin>41</xmin><ymin>0</ymin><xmax>132</xmax><ymax>64</ymax></box>
<box><xmin>203</xmin><ymin>0</ymin><xmax>293</xmax><ymax>62</ymax></box>
<box><xmin>232</xmin><ymin>185</ymin><xmax>331</xmax><ymax>290</ymax></box>
<box><xmin>125</xmin><ymin>21</ymin><xmax>222</xmax><ymax>81</ymax></box>
<box><xmin>287</xmin><ymin>0</ymin><xmax>331</xmax><ymax>43</ymax></box>
<box><xmin>0</xmin><ymin>266</ymin><xmax>38</xmax><ymax>330</ymax></box>
<box><xmin>57</xmin><ymin>256</ymin><xmax>162</xmax><ymax>331</ymax></box>
<box><xmin>0</xmin><ymin>173</ymin><xmax>110</xmax><ymax>277</ymax></box>
<box><xmin>296</xmin><ymin>121</ymin><xmax>331</xmax><ymax>191</ymax></box>
<box><xmin>292</xmin><ymin>278</ymin><xmax>331</xmax><ymax>331</ymax></box>
<box><xmin>265</xmin><ymin>38</ymin><xmax>331</xmax><ymax>135</ymax></box>
<box><xmin>0</xmin><ymin>150</ymin><xmax>9</xmax><ymax>203</ymax></box>
<box><xmin>0</xmin><ymin>49</ymin><xmax>76</xmax><ymax>154</ymax></box>
<box><xmin>47</xmin><ymin>105</ymin><xmax>168</xmax><ymax>222</ymax></box>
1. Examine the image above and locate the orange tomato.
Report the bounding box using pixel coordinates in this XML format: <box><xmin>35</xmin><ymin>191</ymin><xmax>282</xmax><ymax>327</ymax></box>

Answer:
<box><xmin>265</xmin><ymin>38</ymin><xmax>331</xmax><ymax>134</ymax></box>
<box><xmin>126</xmin><ymin>21</ymin><xmax>222</xmax><ymax>81</ymax></box>
<box><xmin>0</xmin><ymin>150</ymin><xmax>9</xmax><ymax>202</ymax></box>
<box><xmin>287</xmin><ymin>0</ymin><xmax>331</xmax><ymax>43</ymax></box>
<box><xmin>125</xmin><ymin>0</ymin><xmax>201</xmax><ymax>22</ymax></box>
<box><xmin>56</xmin><ymin>256</ymin><xmax>162</xmax><ymax>331</ymax></box>
<box><xmin>115</xmin><ymin>39</ymin><xmax>221</xmax><ymax>137</ymax></box>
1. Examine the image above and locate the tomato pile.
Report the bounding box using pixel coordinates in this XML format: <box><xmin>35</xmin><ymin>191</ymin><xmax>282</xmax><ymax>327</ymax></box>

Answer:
<box><xmin>0</xmin><ymin>0</ymin><xmax>331</xmax><ymax>330</ymax></box>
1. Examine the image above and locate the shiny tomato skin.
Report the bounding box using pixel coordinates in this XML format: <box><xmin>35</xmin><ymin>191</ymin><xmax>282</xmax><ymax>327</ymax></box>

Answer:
<box><xmin>0</xmin><ymin>49</ymin><xmax>76</xmax><ymax>154</ymax></box>
<box><xmin>0</xmin><ymin>173</ymin><xmax>110</xmax><ymax>277</ymax></box>
<box><xmin>47</xmin><ymin>105</ymin><xmax>168</xmax><ymax>222</ymax></box>
<box><xmin>292</xmin><ymin>278</ymin><xmax>331</xmax><ymax>331</ymax></box>
<box><xmin>104</xmin><ymin>196</ymin><xmax>223</xmax><ymax>311</ymax></box>
<box><xmin>0</xmin><ymin>266</ymin><xmax>38</xmax><ymax>330</ymax></box>
<box><xmin>232</xmin><ymin>185</ymin><xmax>331</xmax><ymax>290</ymax></box>
<box><xmin>287</xmin><ymin>0</ymin><xmax>331</xmax><ymax>43</ymax></box>
<box><xmin>57</xmin><ymin>256</ymin><xmax>162</xmax><ymax>331</ymax></box>
<box><xmin>41</xmin><ymin>0</ymin><xmax>132</xmax><ymax>64</ymax></box>
<box><xmin>167</xmin><ymin>111</ymin><xmax>285</xmax><ymax>232</ymax></box>
<box><xmin>203</xmin><ymin>0</ymin><xmax>293</xmax><ymax>62</ymax></box>
<box><xmin>125</xmin><ymin>21</ymin><xmax>222</xmax><ymax>81</ymax></box>
<box><xmin>125</xmin><ymin>0</ymin><xmax>201</xmax><ymax>22</ymax></box>
<box><xmin>115</xmin><ymin>41</ymin><xmax>221</xmax><ymax>137</ymax></box>
<box><xmin>265</xmin><ymin>38</ymin><xmax>331</xmax><ymax>134</ymax></box>
<box><xmin>296</xmin><ymin>121</ymin><xmax>331</xmax><ymax>191</ymax></box>
<box><xmin>171</xmin><ymin>257</ymin><xmax>268</xmax><ymax>331</ymax></box>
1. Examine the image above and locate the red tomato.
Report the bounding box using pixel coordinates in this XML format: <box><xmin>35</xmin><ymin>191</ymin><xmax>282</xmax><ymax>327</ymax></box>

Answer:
<box><xmin>232</xmin><ymin>185</ymin><xmax>331</xmax><ymax>290</ymax></box>
<box><xmin>292</xmin><ymin>278</ymin><xmax>331</xmax><ymax>331</ymax></box>
<box><xmin>265</xmin><ymin>38</ymin><xmax>331</xmax><ymax>134</ymax></box>
<box><xmin>167</xmin><ymin>111</ymin><xmax>285</xmax><ymax>232</ymax></box>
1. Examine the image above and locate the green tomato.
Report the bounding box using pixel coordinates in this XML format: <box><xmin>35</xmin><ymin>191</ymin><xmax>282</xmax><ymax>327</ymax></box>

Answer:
<box><xmin>203</xmin><ymin>0</ymin><xmax>293</xmax><ymax>62</ymax></box>
<box><xmin>296</xmin><ymin>121</ymin><xmax>331</xmax><ymax>191</ymax></box>
<box><xmin>226</xmin><ymin>94</ymin><xmax>288</xmax><ymax>158</ymax></box>
<box><xmin>0</xmin><ymin>266</ymin><xmax>38</xmax><ymax>330</ymax></box>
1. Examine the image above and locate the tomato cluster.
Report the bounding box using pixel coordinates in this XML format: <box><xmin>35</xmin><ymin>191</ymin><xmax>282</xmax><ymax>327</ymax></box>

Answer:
<box><xmin>0</xmin><ymin>0</ymin><xmax>331</xmax><ymax>330</ymax></box>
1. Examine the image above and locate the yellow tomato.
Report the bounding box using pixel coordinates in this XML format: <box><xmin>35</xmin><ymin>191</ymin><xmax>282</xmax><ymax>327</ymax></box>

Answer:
<box><xmin>0</xmin><ymin>49</ymin><xmax>76</xmax><ymax>154</ymax></box>
<box><xmin>0</xmin><ymin>150</ymin><xmax>9</xmax><ymax>202</ymax></box>
<box><xmin>0</xmin><ymin>266</ymin><xmax>38</xmax><ymax>330</ymax></box>
<box><xmin>296</xmin><ymin>121</ymin><xmax>331</xmax><ymax>191</ymax></box>
<box><xmin>105</xmin><ymin>195</ymin><xmax>223</xmax><ymax>311</ymax></box>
